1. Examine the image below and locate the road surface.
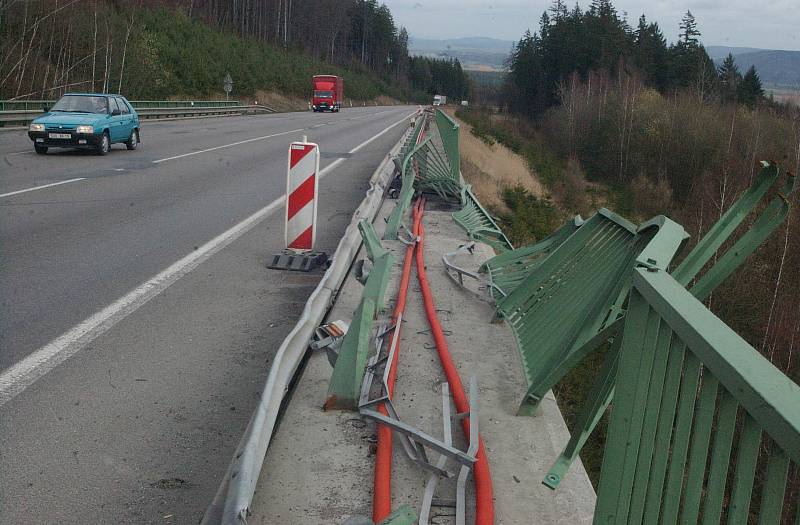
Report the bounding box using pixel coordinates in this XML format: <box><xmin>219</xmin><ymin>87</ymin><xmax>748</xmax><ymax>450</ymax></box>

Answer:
<box><xmin>0</xmin><ymin>105</ymin><xmax>415</xmax><ymax>524</ymax></box>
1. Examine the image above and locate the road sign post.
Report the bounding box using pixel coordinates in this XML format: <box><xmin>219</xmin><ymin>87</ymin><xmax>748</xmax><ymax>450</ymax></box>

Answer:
<box><xmin>267</xmin><ymin>138</ymin><xmax>328</xmax><ymax>271</ymax></box>
<box><xmin>223</xmin><ymin>73</ymin><xmax>233</xmax><ymax>102</ymax></box>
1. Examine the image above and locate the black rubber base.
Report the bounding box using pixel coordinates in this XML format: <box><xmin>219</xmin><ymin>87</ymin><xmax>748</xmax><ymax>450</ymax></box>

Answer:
<box><xmin>267</xmin><ymin>250</ymin><xmax>328</xmax><ymax>272</ymax></box>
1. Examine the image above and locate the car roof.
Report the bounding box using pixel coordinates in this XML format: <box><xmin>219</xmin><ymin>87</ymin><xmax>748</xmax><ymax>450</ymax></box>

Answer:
<box><xmin>63</xmin><ymin>93</ymin><xmax>127</xmax><ymax>98</ymax></box>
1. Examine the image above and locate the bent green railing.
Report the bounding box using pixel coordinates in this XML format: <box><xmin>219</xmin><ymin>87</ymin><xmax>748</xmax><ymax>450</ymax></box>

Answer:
<box><xmin>594</xmin><ymin>267</ymin><xmax>800</xmax><ymax>525</ymax></box>
<box><xmin>434</xmin><ymin>108</ymin><xmax>460</xmax><ymax>182</ymax></box>
<box><xmin>480</xmin><ymin>216</ymin><xmax>583</xmax><ymax>298</ymax></box>
<box><xmin>386</xmin><ymin>108</ymin><xmax>515</xmax><ymax>251</ymax></box>
<box><xmin>453</xmin><ymin>185</ymin><xmax>513</xmax><ymax>253</ymax></box>
<box><xmin>325</xmin><ymin>220</ymin><xmax>395</xmax><ymax>410</ymax></box>
<box><xmin>543</xmin><ymin>162</ymin><xmax>798</xmax><ymax>489</ymax></box>
<box><xmin>496</xmin><ymin>210</ymin><xmax>688</xmax><ymax>418</ymax></box>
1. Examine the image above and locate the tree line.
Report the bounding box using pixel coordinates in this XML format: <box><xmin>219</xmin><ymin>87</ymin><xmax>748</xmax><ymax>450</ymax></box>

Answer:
<box><xmin>505</xmin><ymin>0</ymin><xmax>766</xmax><ymax>116</ymax></box>
<box><xmin>0</xmin><ymin>0</ymin><xmax>469</xmax><ymax>101</ymax></box>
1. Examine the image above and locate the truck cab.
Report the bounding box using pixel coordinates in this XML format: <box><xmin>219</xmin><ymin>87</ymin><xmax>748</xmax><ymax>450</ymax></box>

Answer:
<box><xmin>312</xmin><ymin>75</ymin><xmax>343</xmax><ymax>112</ymax></box>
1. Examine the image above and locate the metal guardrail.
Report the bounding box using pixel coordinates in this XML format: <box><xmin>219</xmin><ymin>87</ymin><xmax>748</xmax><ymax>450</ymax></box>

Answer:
<box><xmin>385</xmin><ymin>113</ymin><xmax>427</xmax><ymax>239</ymax></box>
<box><xmin>0</xmin><ymin>102</ymin><xmax>274</xmax><ymax>126</ymax></box>
<box><xmin>0</xmin><ymin>99</ymin><xmax>240</xmax><ymax>111</ymax></box>
<box><xmin>208</xmin><ymin>128</ymin><xmax>407</xmax><ymax>525</ymax></box>
<box><xmin>594</xmin><ymin>267</ymin><xmax>800</xmax><ymax>525</ymax></box>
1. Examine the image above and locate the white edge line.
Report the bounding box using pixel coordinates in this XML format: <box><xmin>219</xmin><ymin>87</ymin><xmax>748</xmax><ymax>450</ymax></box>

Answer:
<box><xmin>0</xmin><ymin>178</ymin><xmax>86</xmax><ymax>199</ymax></box>
<box><xmin>0</xmin><ymin>109</ymin><xmax>415</xmax><ymax>407</ymax></box>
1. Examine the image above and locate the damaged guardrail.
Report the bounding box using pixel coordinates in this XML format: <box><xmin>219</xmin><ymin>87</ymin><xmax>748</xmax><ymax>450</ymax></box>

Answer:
<box><xmin>452</xmin><ymin>185</ymin><xmax>513</xmax><ymax>253</ymax></box>
<box><xmin>206</xmin><ymin>124</ymin><xmax>408</xmax><ymax>525</ymax></box>
<box><xmin>325</xmin><ymin>220</ymin><xmax>395</xmax><ymax>410</ymax></box>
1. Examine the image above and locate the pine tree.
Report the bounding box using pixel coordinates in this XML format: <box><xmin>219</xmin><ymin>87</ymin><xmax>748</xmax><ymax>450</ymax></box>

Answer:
<box><xmin>633</xmin><ymin>16</ymin><xmax>669</xmax><ymax>89</ymax></box>
<box><xmin>737</xmin><ymin>65</ymin><xmax>764</xmax><ymax>107</ymax></box>
<box><xmin>679</xmin><ymin>11</ymin><xmax>700</xmax><ymax>46</ymax></box>
<box><xmin>549</xmin><ymin>0</ymin><xmax>568</xmax><ymax>21</ymax></box>
<box><xmin>717</xmin><ymin>53</ymin><xmax>741</xmax><ymax>102</ymax></box>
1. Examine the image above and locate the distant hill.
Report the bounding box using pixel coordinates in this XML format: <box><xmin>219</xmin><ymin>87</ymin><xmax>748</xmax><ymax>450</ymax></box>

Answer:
<box><xmin>409</xmin><ymin>36</ymin><xmax>514</xmax><ymax>71</ymax></box>
<box><xmin>706</xmin><ymin>46</ymin><xmax>763</xmax><ymax>60</ymax></box>
<box><xmin>707</xmin><ymin>46</ymin><xmax>800</xmax><ymax>89</ymax></box>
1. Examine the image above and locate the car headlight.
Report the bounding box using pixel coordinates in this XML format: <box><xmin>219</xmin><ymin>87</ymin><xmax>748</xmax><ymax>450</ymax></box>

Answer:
<box><xmin>29</xmin><ymin>123</ymin><xmax>44</xmax><ymax>132</ymax></box>
<box><xmin>76</xmin><ymin>125</ymin><xmax>94</xmax><ymax>134</ymax></box>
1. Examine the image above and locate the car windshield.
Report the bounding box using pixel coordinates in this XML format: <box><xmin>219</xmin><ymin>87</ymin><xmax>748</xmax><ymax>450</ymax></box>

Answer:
<box><xmin>51</xmin><ymin>95</ymin><xmax>108</xmax><ymax>114</ymax></box>
<box><xmin>314</xmin><ymin>90</ymin><xmax>333</xmax><ymax>97</ymax></box>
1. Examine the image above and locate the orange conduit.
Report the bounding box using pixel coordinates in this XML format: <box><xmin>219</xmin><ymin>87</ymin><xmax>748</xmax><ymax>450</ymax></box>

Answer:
<box><xmin>372</xmin><ymin>199</ymin><xmax>424</xmax><ymax>522</ymax></box>
<box><xmin>414</xmin><ymin>199</ymin><xmax>495</xmax><ymax>525</ymax></box>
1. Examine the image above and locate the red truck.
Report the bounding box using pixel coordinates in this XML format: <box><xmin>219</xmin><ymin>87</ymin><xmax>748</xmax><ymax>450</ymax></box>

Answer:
<box><xmin>311</xmin><ymin>75</ymin><xmax>343</xmax><ymax>112</ymax></box>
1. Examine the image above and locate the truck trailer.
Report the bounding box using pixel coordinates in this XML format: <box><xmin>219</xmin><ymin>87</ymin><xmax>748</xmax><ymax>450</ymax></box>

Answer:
<box><xmin>312</xmin><ymin>75</ymin><xmax>343</xmax><ymax>112</ymax></box>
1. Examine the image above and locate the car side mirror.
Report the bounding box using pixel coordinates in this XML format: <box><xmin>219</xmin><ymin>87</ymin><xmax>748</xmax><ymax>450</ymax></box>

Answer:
<box><xmin>42</xmin><ymin>105</ymin><xmax>49</xmax><ymax>113</ymax></box>
<box><xmin>111</xmin><ymin>109</ymin><xmax>121</xmax><ymax>116</ymax></box>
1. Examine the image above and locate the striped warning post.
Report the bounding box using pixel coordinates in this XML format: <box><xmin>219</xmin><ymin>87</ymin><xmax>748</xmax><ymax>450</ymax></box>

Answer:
<box><xmin>285</xmin><ymin>141</ymin><xmax>320</xmax><ymax>251</ymax></box>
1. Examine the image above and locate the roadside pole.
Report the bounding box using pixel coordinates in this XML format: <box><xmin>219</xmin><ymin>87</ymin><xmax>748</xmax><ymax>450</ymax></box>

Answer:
<box><xmin>268</xmin><ymin>137</ymin><xmax>328</xmax><ymax>271</ymax></box>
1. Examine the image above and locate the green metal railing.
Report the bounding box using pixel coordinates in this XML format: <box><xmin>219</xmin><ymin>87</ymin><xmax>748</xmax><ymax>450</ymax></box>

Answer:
<box><xmin>594</xmin><ymin>267</ymin><xmax>800</xmax><ymax>525</ymax></box>
<box><xmin>496</xmin><ymin>210</ymin><xmax>688</xmax><ymax>418</ymax></box>
<box><xmin>480</xmin><ymin>215</ymin><xmax>583</xmax><ymax>297</ymax></box>
<box><xmin>325</xmin><ymin>220</ymin><xmax>395</xmax><ymax>410</ymax></box>
<box><xmin>452</xmin><ymin>185</ymin><xmax>513</xmax><ymax>253</ymax></box>
<box><xmin>540</xmin><ymin>162</ymin><xmax>798</xmax><ymax>489</ymax></box>
<box><xmin>434</xmin><ymin>109</ymin><xmax>460</xmax><ymax>182</ymax></box>
<box><xmin>386</xmin><ymin>108</ymin><xmax>513</xmax><ymax>251</ymax></box>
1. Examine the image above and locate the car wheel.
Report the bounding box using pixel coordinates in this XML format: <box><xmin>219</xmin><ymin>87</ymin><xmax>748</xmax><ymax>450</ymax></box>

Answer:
<box><xmin>97</xmin><ymin>132</ymin><xmax>110</xmax><ymax>155</ymax></box>
<box><xmin>34</xmin><ymin>145</ymin><xmax>48</xmax><ymax>155</ymax></box>
<box><xmin>126</xmin><ymin>129</ymin><xmax>139</xmax><ymax>150</ymax></box>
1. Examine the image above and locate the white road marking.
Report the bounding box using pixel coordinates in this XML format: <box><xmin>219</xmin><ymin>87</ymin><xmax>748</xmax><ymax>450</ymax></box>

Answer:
<box><xmin>0</xmin><ymin>178</ymin><xmax>86</xmax><ymax>199</ymax></box>
<box><xmin>152</xmin><ymin>128</ymin><xmax>305</xmax><ymax>164</ymax></box>
<box><xmin>0</xmin><ymin>109</ymin><xmax>415</xmax><ymax>406</ymax></box>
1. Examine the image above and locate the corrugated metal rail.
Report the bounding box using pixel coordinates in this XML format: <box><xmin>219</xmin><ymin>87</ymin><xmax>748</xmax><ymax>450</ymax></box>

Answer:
<box><xmin>0</xmin><ymin>101</ymin><xmax>275</xmax><ymax>126</ymax></box>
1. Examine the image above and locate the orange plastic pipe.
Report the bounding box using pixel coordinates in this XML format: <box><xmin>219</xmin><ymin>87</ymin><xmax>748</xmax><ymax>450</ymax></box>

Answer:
<box><xmin>372</xmin><ymin>199</ymin><xmax>424</xmax><ymax>522</ymax></box>
<box><xmin>414</xmin><ymin>200</ymin><xmax>495</xmax><ymax>525</ymax></box>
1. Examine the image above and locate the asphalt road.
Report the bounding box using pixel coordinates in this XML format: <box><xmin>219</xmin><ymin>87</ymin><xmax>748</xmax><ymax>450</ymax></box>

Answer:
<box><xmin>0</xmin><ymin>105</ymin><xmax>416</xmax><ymax>524</ymax></box>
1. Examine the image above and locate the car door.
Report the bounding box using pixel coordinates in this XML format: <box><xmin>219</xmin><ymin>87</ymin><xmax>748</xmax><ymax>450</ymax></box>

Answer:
<box><xmin>116</xmin><ymin>97</ymin><xmax>134</xmax><ymax>139</ymax></box>
<box><xmin>107</xmin><ymin>97</ymin><xmax>123</xmax><ymax>142</ymax></box>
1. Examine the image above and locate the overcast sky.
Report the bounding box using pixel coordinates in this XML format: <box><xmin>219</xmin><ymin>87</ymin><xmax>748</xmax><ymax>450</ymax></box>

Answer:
<box><xmin>382</xmin><ymin>0</ymin><xmax>800</xmax><ymax>51</ymax></box>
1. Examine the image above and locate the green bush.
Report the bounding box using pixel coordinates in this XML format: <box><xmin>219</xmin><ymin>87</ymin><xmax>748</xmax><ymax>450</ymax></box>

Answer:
<box><xmin>498</xmin><ymin>186</ymin><xmax>560</xmax><ymax>246</ymax></box>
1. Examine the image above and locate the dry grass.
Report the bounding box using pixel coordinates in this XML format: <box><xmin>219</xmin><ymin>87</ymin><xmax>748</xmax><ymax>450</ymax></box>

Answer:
<box><xmin>448</xmin><ymin>110</ymin><xmax>544</xmax><ymax>213</ymax></box>
<box><xmin>252</xmin><ymin>91</ymin><xmax>404</xmax><ymax>113</ymax></box>
<box><xmin>253</xmin><ymin>90</ymin><xmax>309</xmax><ymax>112</ymax></box>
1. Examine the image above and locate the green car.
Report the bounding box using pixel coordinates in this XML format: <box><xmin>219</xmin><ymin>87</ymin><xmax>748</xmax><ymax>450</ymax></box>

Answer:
<box><xmin>28</xmin><ymin>93</ymin><xmax>140</xmax><ymax>155</ymax></box>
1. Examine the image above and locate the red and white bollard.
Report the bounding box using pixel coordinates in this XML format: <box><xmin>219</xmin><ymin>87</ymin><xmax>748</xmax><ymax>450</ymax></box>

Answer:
<box><xmin>285</xmin><ymin>140</ymin><xmax>319</xmax><ymax>250</ymax></box>
<box><xmin>268</xmin><ymin>138</ymin><xmax>328</xmax><ymax>271</ymax></box>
